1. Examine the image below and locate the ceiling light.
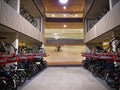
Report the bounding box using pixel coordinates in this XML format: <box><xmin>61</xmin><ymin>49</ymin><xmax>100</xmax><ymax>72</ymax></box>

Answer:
<box><xmin>55</xmin><ymin>36</ymin><xmax>60</xmax><ymax>39</ymax></box>
<box><xmin>63</xmin><ymin>25</ymin><xmax>67</xmax><ymax>28</ymax></box>
<box><xmin>59</xmin><ymin>0</ymin><xmax>68</xmax><ymax>4</ymax></box>
<box><xmin>64</xmin><ymin>14</ymin><xmax>67</xmax><ymax>17</ymax></box>
<box><xmin>63</xmin><ymin>6</ymin><xmax>67</xmax><ymax>9</ymax></box>
<box><xmin>54</xmin><ymin>33</ymin><xmax>57</xmax><ymax>36</ymax></box>
<box><xmin>52</xmin><ymin>14</ymin><xmax>55</xmax><ymax>17</ymax></box>
<box><xmin>75</xmin><ymin>14</ymin><xmax>78</xmax><ymax>17</ymax></box>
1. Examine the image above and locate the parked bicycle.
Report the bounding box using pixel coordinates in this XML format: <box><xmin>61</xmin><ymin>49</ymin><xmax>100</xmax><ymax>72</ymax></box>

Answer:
<box><xmin>109</xmin><ymin>37</ymin><xmax>120</xmax><ymax>55</ymax></box>
<box><xmin>0</xmin><ymin>36</ymin><xmax>17</xmax><ymax>56</ymax></box>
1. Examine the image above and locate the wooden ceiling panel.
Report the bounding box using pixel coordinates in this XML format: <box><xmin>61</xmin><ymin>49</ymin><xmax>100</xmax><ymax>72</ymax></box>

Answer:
<box><xmin>42</xmin><ymin>0</ymin><xmax>85</xmax><ymax>13</ymax></box>
<box><xmin>45</xmin><ymin>22</ymin><xmax>83</xmax><ymax>29</ymax></box>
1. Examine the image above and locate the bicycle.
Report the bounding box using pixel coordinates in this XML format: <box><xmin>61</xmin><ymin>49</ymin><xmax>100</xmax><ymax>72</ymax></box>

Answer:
<box><xmin>105</xmin><ymin>66</ymin><xmax>120</xmax><ymax>89</ymax></box>
<box><xmin>0</xmin><ymin>36</ymin><xmax>17</xmax><ymax>56</ymax></box>
<box><xmin>10</xmin><ymin>64</ymin><xmax>27</xmax><ymax>85</ymax></box>
<box><xmin>0</xmin><ymin>66</ymin><xmax>18</xmax><ymax>90</ymax></box>
<box><xmin>109</xmin><ymin>37</ymin><xmax>120</xmax><ymax>54</ymax></box>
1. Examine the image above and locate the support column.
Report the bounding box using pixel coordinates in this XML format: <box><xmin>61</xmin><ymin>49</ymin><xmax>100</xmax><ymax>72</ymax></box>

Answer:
<box><xmin>109</xmin><ymin>0</ymin><xmax>113</xmax><ymax>9</ymax></box>
<box><xmin>12</xmin><ymin>34</ymin><xmax>19</xmax><ymax>54</ymax></box>
<box><xmin>84</xmin><ymin>19</ymin><xmax>88</xmax><ymax>34</ymax></box>
<box><xmin>40</xmin><ymin>17</ymin><xmax>44</xmax><ymax>33</ymax></box>
<box><xmin>35</xmin><ymin>18</ymin><xmax>41</xmax><ymax>31</ymax></box>
<box><xmin>7</xmin><ymin>0</ymin><xmax>20</xmax><ymax>13</ymax></box>
<box><xmin>109</xmin><ymin>0</ymin><xmax>120</xmax><ymax>9</ymax></box>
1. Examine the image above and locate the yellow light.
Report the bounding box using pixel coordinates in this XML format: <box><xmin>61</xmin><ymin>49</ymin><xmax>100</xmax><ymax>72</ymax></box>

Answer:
<box><xmin>75</xmin><ymin>14</ymin><xmax>78</xmax><ymax>17</ymax></box>
<box><xmin>52</xmin><ymin>14</ymin><xmax>55</xmax><ymax>17</ymax></box>
<box><xmin>64</xmin><ymin>14</ymin><xmax>67</xmax><ymax>17</ymax></box>
<box><xmin>63</xmin><ymin>25</ymin><xmax>67</xmax><ymax>28</ymax></box>
<box><xmin>63</xmin><ymin>6</ymin><xmax>67</xmax><ymax>9</ymax></box>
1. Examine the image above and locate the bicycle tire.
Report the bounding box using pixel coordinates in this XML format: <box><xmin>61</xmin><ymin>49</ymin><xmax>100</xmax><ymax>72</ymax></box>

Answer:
<box><xmin>4</xmin><ymin>77</ymin><xmax>17</xmax><ymax>90</ymax></box>
<box><xmin>105</xmin><ymin>72</ymin><xmax>117</xmax><ymax>88</ymax></box>
<box><xmin>17</xmin><ymin>70</ymin><xmax>27</xmax><ymax>85</ymax></box>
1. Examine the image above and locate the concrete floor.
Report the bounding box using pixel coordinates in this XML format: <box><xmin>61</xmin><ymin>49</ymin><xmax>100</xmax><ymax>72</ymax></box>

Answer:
<box><xmin>20</xmin><ymin>67</ymin><xmax>114</xmax><ymax>90</ymax></box>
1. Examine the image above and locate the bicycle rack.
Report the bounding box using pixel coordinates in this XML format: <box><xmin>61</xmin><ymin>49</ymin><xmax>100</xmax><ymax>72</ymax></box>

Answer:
<box><xmin>81</xmin><ymin>52</ymin><xmax>120</xmax><ymax>62</ymax></box>
<box><xmin>0</xmin><ymin>53</ymin><xmax>48</xmax><ymax>66</ymax></box>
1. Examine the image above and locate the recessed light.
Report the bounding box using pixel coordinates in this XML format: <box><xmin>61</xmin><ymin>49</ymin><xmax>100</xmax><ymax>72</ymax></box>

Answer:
<box><xmin>63</xmin><ymin>6</ymin><xmax>67</xmax><ymax>9</ymax></box>
<box><xmin>52</xmin><ymin>14</ymin><xmax>55</xmax><ymax>17</ymax></box>
<box><xmin>55</xmin><ymin>36</ymin><xmax>60</xmax><ymax>39</ymax></box>
<box><xmin>63</xmin><ymin>25</ymin><xmax>67</xmax><ymax>28</ymax></box>
<box><xmin>64</xmin><ymin>14</ymin><xmax>67</xmax><ymax>17</ymax></box>
<box><xmin>75</xmin><ymin>14</ymin><xmax>78</xmax><ymax>17</ymax></box>
<box><xmin>59</xmin><ymin>0</ymin><xmax>68</xmax><ymax>4</ymax></box>
<box><xmin>54</xmin><ymin>33</ymin><xmax>57</xmax><ymax>36</ymax></box>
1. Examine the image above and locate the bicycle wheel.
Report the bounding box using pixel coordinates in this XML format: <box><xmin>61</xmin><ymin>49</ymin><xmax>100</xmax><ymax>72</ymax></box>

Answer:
<box><xmin>17</xmin><ymin>70</ymin><xmax>27</xmax><ymax>85</ymax></box>
<box><xmin>105</xmin><ymin>72</ymin><xmax>116</xmax><ymax>88</ymax></box>
<box><xmin>11</xmin><ymin>73</ymin><xmax>21</xmax><ymax>86</ymax></box>
<box><xmin>7</xmin><ymin>79</ymin><xmax>17</xmax><ymax>90</ymax></box>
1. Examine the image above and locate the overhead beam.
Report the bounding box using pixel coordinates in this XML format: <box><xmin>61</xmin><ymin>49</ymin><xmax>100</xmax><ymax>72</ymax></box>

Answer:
<box><xmin>45</xmin><ymin>39</ymin><xmax>84</xmax><ymax>45</ymax></box>
<box><xmin>46</xmin><ymin>18</ymin><xmax>83</xmax><ymax>22</ymax></box>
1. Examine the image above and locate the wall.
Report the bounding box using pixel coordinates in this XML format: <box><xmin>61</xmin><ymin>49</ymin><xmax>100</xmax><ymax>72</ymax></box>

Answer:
<box><xmin>0</xmin><ymin>0</ymin><xmax>45</xmax><ymax>43</ymax></box>
<box><xmin>84</xmin><ymin>1</ymin><xmax>120</xmax><ymax>43</ymax></box>
<box><xmin>45</xmin><ymin>45</ymin><xmax>85</xmax><ymax>65</ymax></box>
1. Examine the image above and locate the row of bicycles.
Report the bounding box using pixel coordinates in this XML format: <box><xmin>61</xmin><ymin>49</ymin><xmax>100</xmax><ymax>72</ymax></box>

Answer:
<box><xmin>0</xmin><ymin>36</ymin><xmax>48</xmax><ymax>90</ymax></box>
<box><xmin>82</xmin><ymin>37</ymin><xmax>120</xmax><ymax>90</ymax></box>
<box><xmin>82</xmin><ymin>52</ymin><xmax>120</xmax><ymax>90</ymax></box>
<box><xmin>0</xmin><ymin>53</ymin><xmax>48</xmax><ymax>90</ymax></box>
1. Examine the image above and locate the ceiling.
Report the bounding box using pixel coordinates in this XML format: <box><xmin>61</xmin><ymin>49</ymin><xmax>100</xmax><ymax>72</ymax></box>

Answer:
<box><xmin>45</xmin><ymin>22</ymin><xmax>83</xmax><ymax>29</ymax></box>
<box><xmin>43</xmin><ymin>0</ymin><xmax>84</xmax><ymax>13</ymax></box>
<box><xmin>42</xmin><ymin>0</ymin><xmax>85</xmax><ymax>40</ymax></box>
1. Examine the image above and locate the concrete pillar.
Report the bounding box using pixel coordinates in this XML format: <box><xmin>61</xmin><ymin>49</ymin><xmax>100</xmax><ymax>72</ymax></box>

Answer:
<box><xmin>35</xmin><ymin>16</ymin><xmax>44</xmax><ymax>33</ymax></box>
<box><xmin>12</xmin><ymin>34</ymin><xmax>19</xmax><ymax>54</ymax></box>
<box><xmin>17</xmin><ymin>0</ymin><xmax>20</xmax><ymax>13</ymax></box>
<box><xmin>109</xmin><ymin>0</ymin><xmax>113</xmax><ymax>9</ymax></box>
<box><xmin>7</xmin><ymin>0</ymin><xmax>20</xmax><ymax>13</ymax></box>
<box><xmin>109</xmin><ymin>0</ymin><xmax>120</xmax><ymax>9</ymax></box>
<box><xmin>84</xmin><ymin>19</ymin><xmax>88</xmax><ymax>34</ymax></box>
<box><xmin>40</xmin><ymin>17</ymin><xmax>44</xmax><ymax>33</ymax></box>
<box><xmin>35</xmin><ymin>18</ymin><xmax>41</xmax><ymax>31</ymax></box>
